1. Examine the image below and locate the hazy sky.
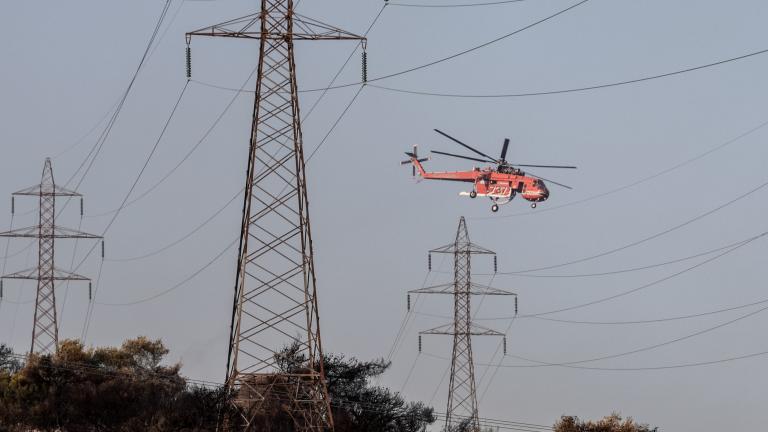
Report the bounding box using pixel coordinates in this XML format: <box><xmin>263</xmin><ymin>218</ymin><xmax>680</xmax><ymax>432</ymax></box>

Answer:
<box><xmin>2</xmin><ymin>0</ymin><xmax>768</xmax><ymax>430</ymax></box>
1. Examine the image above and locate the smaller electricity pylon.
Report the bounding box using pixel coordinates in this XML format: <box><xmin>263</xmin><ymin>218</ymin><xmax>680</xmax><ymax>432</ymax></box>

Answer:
<box><xmin>0</xmin><ymin>158</ymin><xmax>102</xmax><ymax>355</ymax></box>
<box><xmin>409</xmin><ymin>216</ymin><xmax>516</xmax><ymax>432</ymax></box>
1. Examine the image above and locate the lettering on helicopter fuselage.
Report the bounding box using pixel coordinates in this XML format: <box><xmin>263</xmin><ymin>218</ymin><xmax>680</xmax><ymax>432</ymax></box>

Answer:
<box><xmin>489</xmin><ymin>185</ymin><xmax>511</xmax><ymax>196</ymax></box>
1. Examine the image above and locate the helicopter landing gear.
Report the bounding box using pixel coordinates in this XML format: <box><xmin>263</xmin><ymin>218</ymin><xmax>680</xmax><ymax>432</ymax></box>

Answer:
<box><xmin>469</xmin><ymin>190</ymin><xmax>477</xmax><ymax>198</ymax></box>
<box><xmin>491</xmin><ymin>204</ymin><xmax>499</xmax><ymax>212</ymax></box>
<box><xmin>531</xmin><ymin>202</ymin><xmax>537</xmax><ymax>209</ymax></box>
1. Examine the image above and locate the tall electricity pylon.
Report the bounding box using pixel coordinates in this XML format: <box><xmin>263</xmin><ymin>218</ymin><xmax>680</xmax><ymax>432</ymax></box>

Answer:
<box><xmin>186</xmin><ymin>2</ymin><xmax>365</xmax><ymax>430</ymax></box>
<box><xmin>410</xmin><ymin>217</ymin><xmax>516</xmax><ymax>432</ymax></box>
<box><xmin>0</xmin><ymin>158</ymin><xmax>101</xmax><ymax>355</ymax></box>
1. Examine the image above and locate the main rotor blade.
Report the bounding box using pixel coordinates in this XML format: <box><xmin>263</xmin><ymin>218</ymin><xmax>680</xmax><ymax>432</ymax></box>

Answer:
<box><xmin>512</xmin><ymin>164</ymin><xmax>577</xmax><ymax>169</ymax></box>
<box><xmin>431</xmin><ymin>150</ymin><xmax>495</xmax><ymax>164</ymax></box>
<box><xmin>434</xmin><ymin>129</ymin><xmax>498</xmax><ymax>162</ymax></box>
<box><xmin>500</xmin><ymin>138</ymin><xmax>510</xmax><ymax>161</ymax></box>
<box><xmin>527</xmin><ymin>171</ymin><xmax>573</xmax><ymax>190</ymax></box>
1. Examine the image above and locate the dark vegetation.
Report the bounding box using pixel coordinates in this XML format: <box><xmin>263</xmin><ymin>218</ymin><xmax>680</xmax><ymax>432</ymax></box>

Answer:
<box><xmin>554</xmin><ymin>414</ymin><xmax>658</xmax><ymax>432</ymax></box>
<box><xmin>0</xmin><ymin>338</ymin><xmax>658</xmax><ymax>432</ymax></box>
<box><xmin>0</xmin><ymin>338</ymin><xmax>434</xmax><ymax>431</ymax></box>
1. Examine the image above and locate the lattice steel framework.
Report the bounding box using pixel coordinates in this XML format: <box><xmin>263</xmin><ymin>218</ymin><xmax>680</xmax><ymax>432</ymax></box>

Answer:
<box><xmin>187</xmin><ymin>2</ymin><xmax>364</xmax><ymax>430</ymax></box>
<box><xmin>0</xmin><ymin>158</ymin><xmax>101</xmax><ymax>354</ymax></box>
<box><xmin>410</xmin><ymin>217</ymin><xmax>515</xmax><ymax>432</ymax></box>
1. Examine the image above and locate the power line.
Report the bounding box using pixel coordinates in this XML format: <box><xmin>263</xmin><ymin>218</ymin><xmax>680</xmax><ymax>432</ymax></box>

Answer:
<box><xmin>478</xmin><ymin>316</ymin><xmax>517</xmax><ymax>402</ymax></box>
<box><xmin>51</xmin><ymin>102</ymin><xmax>118</xmax><ymax>160</ymax></box>
<box><xmin>425</xmin><ymin>299</ymin><xmax>768</xmax><ymax>368</ymax></box>
<box><xmin>368</xmin><ymin>47</ymin><xmax>768</xmax><ymax>98</ymax></box>
<box><xmin>6</xmin><ymin>82</ymin><xmax>187</xmax><ymax>344</ymax></box>
<box><xmin>0</xmin><ymin>239</ymin><xmax>34</xmax><ymax>260</ymax></box>
<box><xmin>105</xmin><ymin>188</ymin><xmax>242</xmax><ymax>262</ymax></box>
<box><xmin>4</xmin><ymin>243</ymin><xmax>35</xmax><ymax>347</ymax></box>
<box><xmin>64</xmin><ymin>0</ymin><xmax>174</xmax><ymax>193</ymax></box>
<box><xmin>472</xmin><ymin>115</ymin><xmax>768</xmax><ymax>220</ymax></box>
<box><xmin>55</xmin><ymin>80</ymin><xmax>190</xmax><ymax>320</ymax></box>
<box><xmin>1</xmin><ymin>348</ymin><xmax>553</xmax><ymax>430</ymax></box>
<box><xmin>530</xmin><ymin>298</ymin><xmax>768</xmax><ymax>326</ymax></box>
<box><xmin>380</xmin><ymin>232</ymin><xmax>768</xmax><ymax>328</ymax></box>
<box><xmin>306</xmin><ymin>0</ymin><xmax>592</xmax><ymax>90</ymax></box>
<box><xmin>499</xmin><ymin>180</ymin><xmax>768</xmax><ymax>274</ymax></box>
<box><xmin>80</xmin><ymin>258</ymin><xmax>104</xmax><ymax>342</ymax></box>
<box><xmin>86</xmin><ymin>0</ymin><xmax>385</xmax><ymax>240</ymax></box>
<box><xmin>53</xmin><ymin>0</ymin><xmax>183</xmax><ymax>163</ymax></box>
<box><xmin>0</xmin><ymin>214</ymin><xmax>13</xmax><ymax>315</ymax></box>
<box><xmin>195</xmin><ymin>0</ymin><xmax>591</xmax><ymax>94</ymax></box>
<box><xmin>306</xmin><ymin>85</ymin><xmax>366</xmax><ymax>162</ymax></box>
<box><xmin>420</xmin><ymin>293</ymin><xmax>768</xmax><ymax>326</ymax></box>
<box><xmin>435</xmin><ymin>231</ymin><xmax>768</xmax><ymax>278</ymax></box>
<box><xmin>92</xmin><ymin>3</ymin><xmax>389</xmax><ymax>305</ymax></box>
<box><xmin>520</xmin><ymin>233</ymin><xmax>764</xmax><ymax>318</ymax></box>
<box><xmin>531</xmin><ymin>304</ymin><xmax>768</xmax><ymax>367</ymax></box>
<box><xmin>326</xmin><ymin>397</ymin><xmax>553</xmax><ymax>431</ymax></box>
<box><xmin>91</xmin><ymin>80</ymin><xmax>190</xmax><ymax>241</ymax></box>
<box><xmin>85</xmin><ymin>68</ymin><xmax>257</xmax><ymax>219</ymax></box>
<box><xmin>96</xmin><ymin>237</ymin><xmax>236</xmax><ymax>307</ymax></box>
<box><xmin>386</xmin><ymin>254</ymin><xmax>448</xmax><ymax>364</ymax></box>
<box><xmin>502</xmin><ymin>349</ymin><xmax>768</xmax><ymax>371</ymax></box>
<box><xmin>58</xmin><ymin>217</ymin><xmax>86</xmax><ymax>328</ymax></box>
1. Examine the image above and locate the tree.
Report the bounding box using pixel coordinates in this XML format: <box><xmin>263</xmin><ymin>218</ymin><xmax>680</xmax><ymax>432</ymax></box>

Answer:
<box><xmin>0</xmin><ymin>337</ymin><xmax>232</xmax><ymax>431</ymax></box>
<box><xmin>0</xmin><ymin>344</ymin><xmax>21</xmax><ymax>373</ymax></box>
<box><xmin>0</xmin><ymin>339</ymin><xmax>435</xmax><ymax>432</ymax></box>
<box><xmin>554</xmin><ymin>413</ymin><xmax>659</xmax><ymax>432</ymax></box>
<box><xmin>242</xmin><ymin>342</ymin><xmax>436</xmax><ymax>432</ymax></box>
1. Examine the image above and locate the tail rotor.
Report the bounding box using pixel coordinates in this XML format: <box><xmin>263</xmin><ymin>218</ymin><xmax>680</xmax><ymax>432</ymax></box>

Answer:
<box><xmin>401</xmin><ymin>145</ymin><xmax>429</xmax><ymax>177</ymax></box>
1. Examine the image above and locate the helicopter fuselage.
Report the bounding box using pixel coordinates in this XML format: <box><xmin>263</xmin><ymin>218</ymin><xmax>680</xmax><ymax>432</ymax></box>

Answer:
<box><xmin>409</xmin><ymin>159</ymin><xmax>549</xmax><ymax>204</ymax></box>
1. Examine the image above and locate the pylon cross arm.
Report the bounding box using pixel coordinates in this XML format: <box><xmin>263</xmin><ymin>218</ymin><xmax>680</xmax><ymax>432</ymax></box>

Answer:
<box><xmin>429</xmin><ymin>241</ymin><xmax>495</xmax><ymax>255</ymax></box>
<box><xmin>2</xmin><ymin>266</ymin><xmax>90</xmax><ymax>281</ymax></box>
<box><xmin>420</xmin><ymin>322</ymin><xmax>505</xmax><ymax>337</ymax></box>
<box><xmin>186</xmin><ymin>12</ymin><xmax>366</xmax><ymax>41</ymax></box>
<box><xmin>409</xmin><ymin>282</ymin><xmax>516</xmax><ymax>296</ymax></box>
<box><xmin>13</xmin><ymin>183</ymin><xmax>81</xmax><ymax>197</ymax></box>
<box><xmin>408</xmin><ymin>282</ymin><xmax>454</xmax><ymax>294</ymax></box>
<box><xmin>0</xmin><ymin>225</ymin><xmax>102</xmax><ymax>239</ymax></box>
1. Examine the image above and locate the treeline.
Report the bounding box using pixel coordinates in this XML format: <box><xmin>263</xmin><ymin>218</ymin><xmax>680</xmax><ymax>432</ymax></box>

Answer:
<box><xmin>554</xmin><ymin>414</ymin><xmax>658</xmax><ymax>432</ymax></box>
<box><xmin>0</xmin><ymin>337</ymin><xmax>434</xmax><ymax>432</ymax></box>
<box><xmin>0</xmin><ymin>338</ymin><xmax>658</xmax><ymax>431</ymax></box>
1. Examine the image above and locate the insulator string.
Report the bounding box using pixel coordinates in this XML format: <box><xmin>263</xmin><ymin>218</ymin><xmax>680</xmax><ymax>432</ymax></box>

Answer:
<box><xmin>186</xmin><ymin>45</ymin><xmax>192</xmax><ymax>79</ymax></box>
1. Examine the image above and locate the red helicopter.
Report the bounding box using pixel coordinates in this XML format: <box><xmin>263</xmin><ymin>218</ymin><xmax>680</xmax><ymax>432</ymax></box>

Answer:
<box><xmin>402</xmin><ymin>129</ymin><xmax>576</xmax><ymax>212</ymax></box>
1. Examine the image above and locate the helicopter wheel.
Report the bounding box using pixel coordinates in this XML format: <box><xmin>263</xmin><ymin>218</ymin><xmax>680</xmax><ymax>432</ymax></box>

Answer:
<box><xmin>531</xmin><ymin>202</ymin><xmax>537</xmax><ymax>209</ymax></box>
<box><xmin>469</xmin><ymin>190</ymin><xmax>477</xmax><ymax>199</ymax></box>
<box><xmin>491</xmin><ymin>204</ymin><xmax>499</xmax><ymax>213</ymax></box>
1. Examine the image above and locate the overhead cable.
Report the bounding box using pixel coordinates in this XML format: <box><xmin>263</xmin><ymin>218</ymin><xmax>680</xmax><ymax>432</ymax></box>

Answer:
<box><xmin>85</xmin><ymin>67</ymin><xmax>257</xmax><ymax>218</ymax></box>
<box><xmin>425</xmin><ymin>300</ymin><xmax>768</xmax><ymax>366</ymax></box>
<box><xmin>64</xmin><ymin>0</ymin><xmax>174</xmax><ymax>192</ymax></box>
<box><xmin>434</xmin><ymin>231</ymin><xmax>768</xmax><ymax>278</ymax></box>
<box><xmin>66</xmin><ymin>80</ymin><xmax>190</xmax><ymax>311</ymax></box>
<box><xmin>473</xmin><ymin>116</ymin><xmax>768</xmax><ymax>220</ymax></box>
<box><xmin>503</xmin><ymin>182</ymin><xmax>768</xmax><ymax>274</ymax></box>
<box><xmin>368</xmin><ymin>47</ymin><xmax>768</xmax><ymax>98</ymax></box>
<box><xmin>520</xmin><ymin>233</ymin><xmax>765</xmax><ymax>318</ymax></box>
<box><xmin>93</xmin><ymin>3</ymin><xmax>389</xmax><ymax>303</ymax></box>
<box><xmin>530</xmin><ymin>298</ymin><xmax>768</xmax><ymax>325</ymax></box>
<box><xmin>105</xmin><ymin>188</ymin><xmax>242</xmax><ymax>262</ymax></box>
<box><xmin>194</xmin><ymin>0</ymin><xmax>591</xmax><ymax>94</ymax></box>
<box><xmin>95</xmin><ymin>238</ymin><xmax>236</xmax><ymax>306</ymax></box>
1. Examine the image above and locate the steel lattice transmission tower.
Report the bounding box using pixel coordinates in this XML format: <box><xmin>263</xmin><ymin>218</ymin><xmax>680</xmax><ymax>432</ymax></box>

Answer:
<box><xmin>410</xmin><ymin>217</ymin><xmax>516</xmax><ymax>432</ymax></box>
<box><xmin>0</xmin><ymin>158</ymin><xmax>102</xmax><ymax>354</ymax></box>
<box><xmin>186</xmin><ymin>2</ymin><xmax>365</xmax><ymax>430</ymax></box>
